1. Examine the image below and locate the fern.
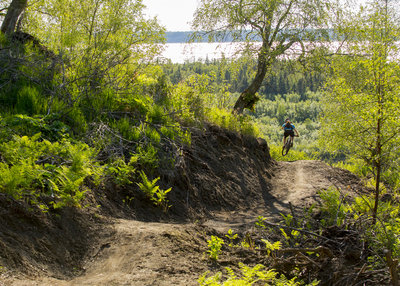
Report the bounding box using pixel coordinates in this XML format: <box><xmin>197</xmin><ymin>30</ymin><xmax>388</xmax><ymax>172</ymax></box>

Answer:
<box><xmin>0</xmin><ymin>135</ymin><xmax>100</xmax><ymax>209</ymax></box>
<box><xmin>225</xmin><ymin>229</ymin><xmax>238</xmax><ymax>247</ymax></box>
<box><xmin>198</xmin><ymin>263</ymin><xmax>318</xmax><ymax>285</ymax></box>
<box><xmin>137</xmin><ymin>171</ymin><xmax>172</xmax><ymax>211</ymax></box>
<box><xmin>137</xmin><ymin>171</ymin><xmax>160</xmax><ymax>199</ymax></box>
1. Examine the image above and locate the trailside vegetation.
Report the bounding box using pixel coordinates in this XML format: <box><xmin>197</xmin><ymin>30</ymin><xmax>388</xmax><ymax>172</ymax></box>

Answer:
<box><xmin>198</xmin><ymin>187</ymin><xmax>400</xmax><ymax>285</ymax></box>
<box><xmin>321</xmin><ymin>0</ymin><xmax>400</xmax><ymax>224</ymax></box>
<box><xmin>0</xmin><ymin>0</ymin><xmax>259</xmax><ymax>211</ymax></box>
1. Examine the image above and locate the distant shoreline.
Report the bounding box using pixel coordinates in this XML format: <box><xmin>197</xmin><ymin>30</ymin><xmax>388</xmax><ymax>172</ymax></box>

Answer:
<box><xmin>166</xmin><ymin>31</ymin><xmax>215</xmax><ymax>43</ymax></box>
<box><xmin>165</xmin><ymin>30</ymin><xmax>336</xmax><ymax>43</ymax></box>
<box><xmin>165</xmin><ymin>31</ymin><xmax>262</xmax><ymax>43</ymax></box>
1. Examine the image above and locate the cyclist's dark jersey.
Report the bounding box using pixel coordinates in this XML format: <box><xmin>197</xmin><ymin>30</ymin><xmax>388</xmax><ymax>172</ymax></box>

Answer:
<box><xmin>282</xmin><ymin>123</ymin><xmax>295</xmax><ymax>138</ymax></box>
<box><xmin>282</xmin><ymin>123</ymin><xmax>295</xmax><ymax>131</ymax></box>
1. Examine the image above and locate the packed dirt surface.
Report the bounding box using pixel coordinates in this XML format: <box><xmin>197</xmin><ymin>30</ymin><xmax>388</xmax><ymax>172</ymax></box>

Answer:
<box><xmin>0</xmin><ymin>125</ymin><xmax>368</xmax><ymax>286</ymax></box>
<box><xmin>205</xmin><ymin>160</ymin><xmax>363</xmax><ymax>233</ymax></box>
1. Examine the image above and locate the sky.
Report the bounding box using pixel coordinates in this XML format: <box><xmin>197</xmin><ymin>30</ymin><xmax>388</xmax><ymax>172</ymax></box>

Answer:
<box><xmin>143</xmin><ymin>0</ymin><xmax>199</xmax><ymax>31</ymax></box>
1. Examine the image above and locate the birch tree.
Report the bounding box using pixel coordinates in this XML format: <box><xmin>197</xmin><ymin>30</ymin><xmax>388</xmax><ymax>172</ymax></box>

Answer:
<box><xmin>191</xmin><ymin>0</ymin><xmax>333</xmax><ymax>113</ymax></box>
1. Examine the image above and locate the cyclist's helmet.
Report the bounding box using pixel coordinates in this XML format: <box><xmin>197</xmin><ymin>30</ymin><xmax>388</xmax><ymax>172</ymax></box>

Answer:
<box><xmin>285</xmin><ymin>118</ymin><xmax>290</xmax><ymax>122</ymax></box>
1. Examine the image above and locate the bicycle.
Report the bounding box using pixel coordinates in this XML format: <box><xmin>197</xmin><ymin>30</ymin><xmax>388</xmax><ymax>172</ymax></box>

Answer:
<box><xmin>282</xmin><ymin>135</ymin><xmax>299</xmax><ymax>156</ymax></box>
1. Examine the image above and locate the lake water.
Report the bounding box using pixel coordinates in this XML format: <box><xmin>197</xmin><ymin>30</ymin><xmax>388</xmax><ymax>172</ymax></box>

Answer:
<box><xmin>157</xmin><ymin>42</ymin><xmax>344</xmax><ymax>63</ymax></box>
<box><xmin>158</xmin><ymin>42</ymin><xmax>258</xmax><ymax>63</ymax></box>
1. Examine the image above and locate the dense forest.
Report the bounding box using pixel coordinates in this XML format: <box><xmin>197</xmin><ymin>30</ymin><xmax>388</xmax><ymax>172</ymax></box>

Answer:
<box><xmin>1</xmin><ymin>0</ymin><xmax>400</xmax><ymax>285</ymax></box>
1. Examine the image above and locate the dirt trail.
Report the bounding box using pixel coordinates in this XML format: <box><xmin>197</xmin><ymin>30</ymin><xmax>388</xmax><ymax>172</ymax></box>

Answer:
<box><xmin>271</xmin><ymin>160</ymin><xmax>339</xmax><ymax>210</ymax></box>
<box><xmin>3</xmin><ymin>220</ymin><xmax>207</xmax><ymax>286</ymax></box>
<box><xmin>205</xmin><ymin>160</ymin><xmax>360</xmax><ymax>233</ymax></box>
<box><xmin>1</xmin><ymin>124</ymin><xmax>366</xmax><ymax>286</ymax></box>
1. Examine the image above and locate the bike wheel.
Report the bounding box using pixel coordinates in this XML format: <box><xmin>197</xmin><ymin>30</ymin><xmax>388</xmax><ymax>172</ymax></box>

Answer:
<box><xmin>282</xmin><ymin>139</ymin><xmax>291</xmax><ymax>156</ymax></box>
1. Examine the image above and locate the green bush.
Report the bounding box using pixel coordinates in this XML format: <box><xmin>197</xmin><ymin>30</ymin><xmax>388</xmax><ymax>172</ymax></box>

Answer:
<box><xmin>105</xmin><ymin>157</ymin><xmax>136</xmax><ymax>186</ymax></box>
<box><xmin>318</xmin><ymin>188</ymin><xmax>400</xmax><ymax>266</ymax></box>
<box><xmin>207</xmin><ymin>235</ymin><xmax>224</xmax><ymax>261</ymax></box>
<box><xmin>269</xmin><ymin>144</ymin><xmax>311</xmax><ymax>161</ymax></box>
<box><xmin>207</xmin><ymin>108</ymin><xmax>260</xmax><ymax>137</ymax></box>
<box><xmin>0</xmin><ymin>114</ymin><xmax>69</xmax><ymax>142</ymax></box>
<box><xmin>318</xmin><ymin>188</ymin><xmax>350</xmax><ymax>226</ymax></box>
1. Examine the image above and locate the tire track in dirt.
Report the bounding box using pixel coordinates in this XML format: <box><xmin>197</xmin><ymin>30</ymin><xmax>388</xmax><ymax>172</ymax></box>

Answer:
<box><xmin>269</xmin><ymin>160</ymin><xmax>324</xmax><ymax>210</ymax></box>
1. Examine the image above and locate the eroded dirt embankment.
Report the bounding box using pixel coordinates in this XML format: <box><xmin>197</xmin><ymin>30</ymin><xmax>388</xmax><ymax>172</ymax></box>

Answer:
<box><xmin>0</xmin><ymin>125</ymin><xmax>367</xmax><ymax>286</ymax></box>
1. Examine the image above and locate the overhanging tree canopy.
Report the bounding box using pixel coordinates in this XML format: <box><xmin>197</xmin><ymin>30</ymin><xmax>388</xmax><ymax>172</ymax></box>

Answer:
<box><xmin>191</xmin><ymin>0</ymin><xmax>333</xmax><ymax>114</ymax></box>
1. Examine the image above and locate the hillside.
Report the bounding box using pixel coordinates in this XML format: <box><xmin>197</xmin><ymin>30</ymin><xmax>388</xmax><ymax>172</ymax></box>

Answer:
<box><xmin>0</xmin><ymin>125</ymin><xmax>369</xmax><ymax>286</ymax></box>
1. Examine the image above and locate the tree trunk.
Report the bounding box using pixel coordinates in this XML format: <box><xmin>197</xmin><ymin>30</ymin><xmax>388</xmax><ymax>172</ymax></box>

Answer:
<box><xmin>372</xmin><ymin>159</ymin><xmax>381</xmax><ymax>225</ymax></box>
<box><xmin>372</xmin><ymin>100</ymin><xmax>382</xmax><ymax>225</ymax></box>
<box><xmin>233</xmin><ymin>43</ymin><xmax>270</xmax><ymax>114</ymax></box>
<box><xmin>1</xmin><ymin>0</ymin><xmax>28</xmax><ymax>36</ymax></box>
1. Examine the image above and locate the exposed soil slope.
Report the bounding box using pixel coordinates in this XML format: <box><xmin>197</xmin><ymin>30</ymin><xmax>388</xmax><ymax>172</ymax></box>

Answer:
<box><xmin>0</xmin><ymin>125</ymin><xmax>367</xmax><ymax>286</ymax></box>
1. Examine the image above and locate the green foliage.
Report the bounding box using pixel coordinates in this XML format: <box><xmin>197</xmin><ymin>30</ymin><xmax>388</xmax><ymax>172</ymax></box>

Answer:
<box><xmin>255</xmin><ymin>216</ymin><xmax>267</xmax><ymax>229</ymax></box>
<box><xmin>191</xmin><ymin>0</ymin><xmax>331</xmax><ymax>112</ymax></box>
<box><xmin>0</xmin><ymin>114</ymin><xmax>70</xmax><ymax>143</ymax></box>
<box><xmin>207</xmin><ymin>108</ymin><xmax>260</xmax><ymax>137</ymax></box>
<box><xmin>269</xmin><ymin>144</ymin><xmax>312</xmax><ymax>162</ymax></box>
<box><xmin>134</xmin><ymin>144</ymin><xmax>159</xmax><ymax>170</ymax></box>
<box><xmin>24</xmin><ymin>0</ymin><xmax>165</xmax><ymax>100</ymax></box>
<box><xmin>15</xmin><ymin>86</ymin><xmax>46</xmax><ymax>115</ymax></box>
<box><xmin>369</xmin><ymin>204</ymin><xmax>400</xmax><ymax>259</ymax></box>
<box><xmin>164</xmin><ymin>60</ymin><xmax>324</xmax><ymax>101</ymax></box>
<box><xmin>136</xmin><ymin>171</ymin><xmax>171</xmax><ymax>212</ymax></box>
<box><xmin>169</xmin><ymin>72</ymin><xmax>260</xmax><ymax>137</ymax></box>
<box><xmin>0</xmin><ymin>0</ymin><xmax>185</xmax><ymax>215</ymax></box>
<box><xmin>198</xmin><ymin>263</ymin><xmax>318</xmax><ymax>286</ymax></box>
<box><xmin>106</xmin><ymin>157</ymin><xmax>136</xmax><ymax>186</ymax></box>
<box><xmin>225</xmin><ymin>229</ymin><xmax>238</xmax><ymax>247</ymax></box>
<box><xmin>318</xmin><ymin>188</ymin><xmax>400</xmax><ymax>267</ymax></box>
<box><xmin>347</xmin><ymin>192</ymin><xmax>400</xmax><ymax>259</ymax></box>
<box><xmin>164</xmin><ymin>58</ymin><xmax>325</xmax><ymax>158</ymax></box>
<box><xmin>318</xmin><ymin>188</ymin><xmax>350</xmax><ymax>227</ymax></box>
<box><xmin>261</xmin><ymin>239</ymin><xmax>282</xmax><ymax>257</ymax></box>
<box><xmin>332</xmin><ymin>158</ymin><xmax>370</xmax><ymax>178</ymax></box>
<box><xmin>169</xmin><ymin>73</ymin><xmax>214</xmax><ymax>122</ymax></box>
<box><xmin>321</xmin><ymin>0</ymin><xmax>400</xmax><ymax>220</ymax></box>
<box><xmin>207</xmin><ymin>235</ymin><xmax>224</xmax><ymax>261</ymax></box>
<box><xmin>0</xmin><ymin>134</ymin><xmax>100</xmax><ymax>208</ymax></box>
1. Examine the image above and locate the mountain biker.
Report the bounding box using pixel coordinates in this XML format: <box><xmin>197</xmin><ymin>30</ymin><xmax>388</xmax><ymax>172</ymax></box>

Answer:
<box><xmin>282</xmin><ymin>118</ymin><xmax>299</xmax><ymax>149</ymax></box>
